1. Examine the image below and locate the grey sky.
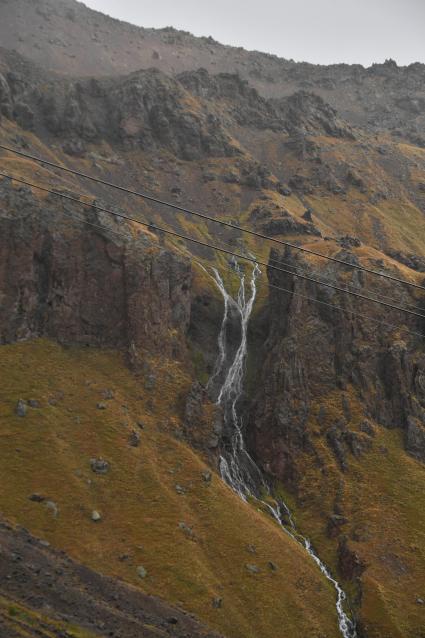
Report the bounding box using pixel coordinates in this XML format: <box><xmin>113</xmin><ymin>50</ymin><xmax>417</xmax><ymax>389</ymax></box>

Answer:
<box><xmin>82</xmin><ymin>0</ymin><xmax>425</xmax><ymax>67</ymax></box>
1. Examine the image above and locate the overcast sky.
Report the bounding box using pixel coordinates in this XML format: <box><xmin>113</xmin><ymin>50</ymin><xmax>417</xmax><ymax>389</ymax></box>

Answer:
<box><xmin>82</xmin><ymin>0</ymin><xmax>425</xmax><ymax>67</ymax></box>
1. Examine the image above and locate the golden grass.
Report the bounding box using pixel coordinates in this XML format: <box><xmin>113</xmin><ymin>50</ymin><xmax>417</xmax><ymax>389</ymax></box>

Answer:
<box><xmin>288</xmin><ymin>387</ymin><xmax>425</xmax><ymax>638</ymax></box>
<box><xmin>0</xmin><ymin>339</ymin><xmax>341</xmax><ymax>638</ymax></box>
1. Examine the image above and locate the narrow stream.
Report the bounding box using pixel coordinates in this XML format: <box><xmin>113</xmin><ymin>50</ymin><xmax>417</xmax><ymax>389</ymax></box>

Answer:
<box><xmin>209</xmin><ymin>262</ymin><xmax>357</xmax><ymax>638</ymax></box>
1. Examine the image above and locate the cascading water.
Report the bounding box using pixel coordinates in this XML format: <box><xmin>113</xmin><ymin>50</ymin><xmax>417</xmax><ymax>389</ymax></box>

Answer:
<box><xmin>209</xmin><ymin>262</ymin><xmax>357</xmax><ymax>638</ymax></box>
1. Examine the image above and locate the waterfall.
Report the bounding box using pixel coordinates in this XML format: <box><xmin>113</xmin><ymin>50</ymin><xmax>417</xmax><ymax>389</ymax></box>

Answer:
<box><xmin>210</xmin><ymin>262</ymin><xmax>357</xmax><ymax>638</ymax></box>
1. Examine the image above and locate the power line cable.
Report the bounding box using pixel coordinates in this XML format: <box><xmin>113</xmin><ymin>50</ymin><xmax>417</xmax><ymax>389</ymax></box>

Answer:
<box><xmin>208</xmin><ymin>260</ymin><xmax>424</xmax><ymax>339</ymax></box>
<box><xmin>1</xmin><ymin>143</ymin><xmax>424</xmax><ymax>293</ymax></box>
<box><xmin>1</xmin><ymin>169</ymin><xmax>425</xmax><ymax>321</ymax></box>
<box><xmin>3</xmin><ymin>173</ymin><xmax>423</xmax><ymax>339</ymax></box>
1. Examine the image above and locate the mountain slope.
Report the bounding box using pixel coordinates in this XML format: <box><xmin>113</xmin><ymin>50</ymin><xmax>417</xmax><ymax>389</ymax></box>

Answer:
<box><xmin>1</xmin><ymin>0</ymin><xmax>425</xmax><ymax>145</ymax></box>
<box><xmin>0</xmin><ymin>339</ymin><xmax>340</xmax><ymax>638</ymax></box>
<box><xmin>0</xmin><ymin>3</ymin><xmax>425</xmax><ymax>638</ymax></box>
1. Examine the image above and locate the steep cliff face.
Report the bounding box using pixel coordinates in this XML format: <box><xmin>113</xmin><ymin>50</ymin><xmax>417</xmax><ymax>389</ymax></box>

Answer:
<box><xmin>246</xmin><ymin>248</ymin><xmax>425</xmax><ymax>636</ymax></box>
<box><xmin>0</xmin><ymin>179</ymin><xmax>191</xmax><ymax>357</ymax></box>
<box><xmin>249</xmin><ymin>247</ymin><xmax>425</xmax><ymax>480</ymax></box>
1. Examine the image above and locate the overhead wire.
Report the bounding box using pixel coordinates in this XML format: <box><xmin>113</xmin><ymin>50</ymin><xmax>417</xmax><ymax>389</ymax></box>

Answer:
<box><xmin>206</xmin><ymin>260</ymin><xmax>425</xmax><ymax>339</ymax></box>
<box><xmin>2</xmin><ymin>171</ymin><xmax>423</xmax><ymax>339</ymax></box>
<box><xmin>1</xmin><ymin>143</ymin><xmax>424</xmax><ymax>293</ymax></box>
<box><xmin>1</xmin><ymin>169</ymin><xmax>425</xmax><ymax>322</ymax></box>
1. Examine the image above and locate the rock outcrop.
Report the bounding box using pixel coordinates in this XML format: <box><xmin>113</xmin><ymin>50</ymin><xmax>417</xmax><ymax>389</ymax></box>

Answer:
<box><xmin>0</xmin><ymin>179</ymin><xmax>191</xmax><ymax>357</ymax></box>
<box><xmin>247</xmin><ymin>247</ymin><xmax>425</xmax><ymax>484</ymax></box>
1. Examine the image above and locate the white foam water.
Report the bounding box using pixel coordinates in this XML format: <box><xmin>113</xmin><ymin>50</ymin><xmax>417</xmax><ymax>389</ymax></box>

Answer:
<box><xmin>210</xmin><ymin>262</ymin><xmax>356</xmax><ymax>638</ymax></box>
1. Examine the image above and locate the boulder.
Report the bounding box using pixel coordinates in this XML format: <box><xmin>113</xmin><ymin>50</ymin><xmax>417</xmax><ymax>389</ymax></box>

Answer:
<box><xmin>90</xmin><ymin>458</ymin><xmax>110</xmax><ymax>474</ymax></box>
<box><xmin>16</xmin><ymin>400</ymin><xmax>27</xmax><ymax>417</ymax></box>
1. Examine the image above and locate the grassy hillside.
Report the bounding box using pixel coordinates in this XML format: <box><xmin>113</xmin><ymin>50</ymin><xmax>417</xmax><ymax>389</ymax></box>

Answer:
<box><xmin>0</xmin><ymin>339</ymin><xmax>342</xmax><ymax>638</ymax></box>
<box><xmin>284</xmin><ymin>388</ymin><xmax>425</xmax><ymax>638</ymax></box>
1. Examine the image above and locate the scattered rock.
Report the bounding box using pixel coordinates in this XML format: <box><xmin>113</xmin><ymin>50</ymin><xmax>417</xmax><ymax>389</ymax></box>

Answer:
<box><xmin>268</xmin><ymin>561</ymin><xmax>278</xmax><ymax>572</ymax></box>
<box><xmin>101</xmin><ymin>389</ymin><xmax>114</xmax><ymax>400</ymax></box>
<box><xmin>178</xmin><ymin>521</ymin><xmax>195</xmax><ymax>539</ymax></box>
<box><xmin>202</xmin><ymin>471</ymin><xmax>212</xmax><ymax>483</ymax></box>
<box><xmin>416</xmin><ymin>597</ymin><xmax>425</xmax><ymax>605</ymax></box>
<box><xmin>128</xmin><ymin>430</ymin><xmax>141</xmax><ymax>447</ymax></box>
<box><xmin>118</xmin><ymin>554</ymin><xmax>130</xmax><ymax>562</ymax></box>
<box><xmin>38</xmin><ymin>539</ymin><xmax>50</xmax><ymax>548</ymax></box>
<box><xmin>360</xmin><ymin>420</ymin><xmax>375</xmax><ymax>437</ymax></box>
<box><xmin>91</xmin><ymin>510</ymin><xmax>102</xmax><ymax>522</ymax></box>
<box><xmin>90</xmin><ymin>458</ymin><xmax>110</xmax><ymax>474</ymax></box>
<box><xmin>45</xmin><ymin>501</ymin><xmax>59</xmax><ymax>518</ymax></box>
<box><xmin>97</xmin><ymin>402</ymin><xmax>107</xmax><ymax>410</ymax></box>
<box><xmin>175</xmin><ymin>484</ymin><xmax>186</xmax><ymax>495</ymax></box>
<box><xmin>28</xmin><ymin>399</ymin><xmax>40</xmax><ymax>408</ymax></box>
<box><xmin>245</xmin><ymin>563</ymin><xmax>261</xmax><ymax>574</ymax></box>
<box><xmin>337</xmin><ymin>235</ymin><xmax>362</xmax><ymax>249</ymax></box>
<box><xmin>28</xmin><ymin>493</ymin><xmax>45</xmax><ymax>503</ymax></box>
<box><xmin>145</xmin><ymin>375</ymin><xmax>156</xmax><ymax>390</ymax></box>
<box><xmin>16</xmin><ymin>399</ymin><xmax>27</xmax><ymax>417</ymax></box>
<box><xmin>137</xmin><ymin>565</ymin><xmax>148</xmax><ymax>579</ymax></box>
<box><xmin>212</xmin><ymin>597</ymin><xmax>222</xmax><ymax>609</ymax></box>
<box><xmin>277</xmin><ymin>183</ymin><xmax>292</xmax><ymax>196</ymax></box>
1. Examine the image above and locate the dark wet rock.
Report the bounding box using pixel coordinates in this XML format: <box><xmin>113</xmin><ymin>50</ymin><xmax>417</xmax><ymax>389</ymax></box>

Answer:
<box><xmin>62</xmin><ymin>138</ymin><xmax>86</xmax><ymax>157</ymax></box>
<box><xmin>302</xmin><ymin>208</ymin><xmax>313</xmax><ymax>222</ymax></box>
<box><xmin>387</xmin><ymin>250</ymin><xmax>425</xmax><ymax>273</ymax></box>
<box><xmin>90</xmin><ymin>458</ymin><xmax>110</xmax><ymax>475</ymax></box>
<box><xmin>261</xmin><ymin>217</ymin><xmax>321</xmax><ymax>237</ymax></box>
<box><xmin>326</xmin><ymin>422</ymin><xmax>348</xmax><ymax>472</ymax></box>
<box><xmin>327</xmin><ymin>515</ymin><xmax>348</xmax><ymax>539</ymax></box>
<box><xmin>338</xmin><ymin>537</ymin><xmax>366</xmax><ymax>581</ymax></box>
<box><xmin>277</xmin><ymin>183</ymin><xmax>292</xmax><ymax>197</ymax></box>
<box><xmin>29</xmin><ymin>493</ymin><xmax>46</xmax><ymax>503</ymax></box>
<box><xmin>184</xmin><ymin>382</ymin><xmax>222</xmax><ymax>453</ymax></box>
<box><xmin>212</xmin><ymin>597</ymin><xmax>223</xmax><ymax>609</ymax></box>
<box><xmin>405</xmin><ymin>417</ymin><xmax>425</xmax><ymax>463</ymax></box>
<box><xmin>337</xmin><ymin>236</ymin><xmax>362</xmax><ymax>249</ymax></box>
<box><xmin>360</xmin><ymin>420</ymin><xmax>376</xmax><ymax>437</ymax></box>
<box><xmin>145</xmin><ymin>374</ymin><xmax>156</xmax><ymax>390</ymax></box>
<box><xmin>128</xmin><ymin>430</ymin><xmax>141</xmax><ymax>447</ymax></box>
<box><xmin>268</xmin><ymin>561</ymin><xmax>278</xmax><ymax>572</ymax></box>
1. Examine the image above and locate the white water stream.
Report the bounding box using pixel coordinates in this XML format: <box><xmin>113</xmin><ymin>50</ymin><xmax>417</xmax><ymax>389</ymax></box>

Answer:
<box><xmin>209</xmin><ymin>263</ymin><xmax>357</xmax><ymax>638</ymax></box>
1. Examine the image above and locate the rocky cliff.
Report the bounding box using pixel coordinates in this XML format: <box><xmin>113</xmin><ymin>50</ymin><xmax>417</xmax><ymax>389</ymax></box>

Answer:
<box><xmin>0</xmin><ymin>179</ymin><xmax>191</xmax><ymax>357</ymax></box>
